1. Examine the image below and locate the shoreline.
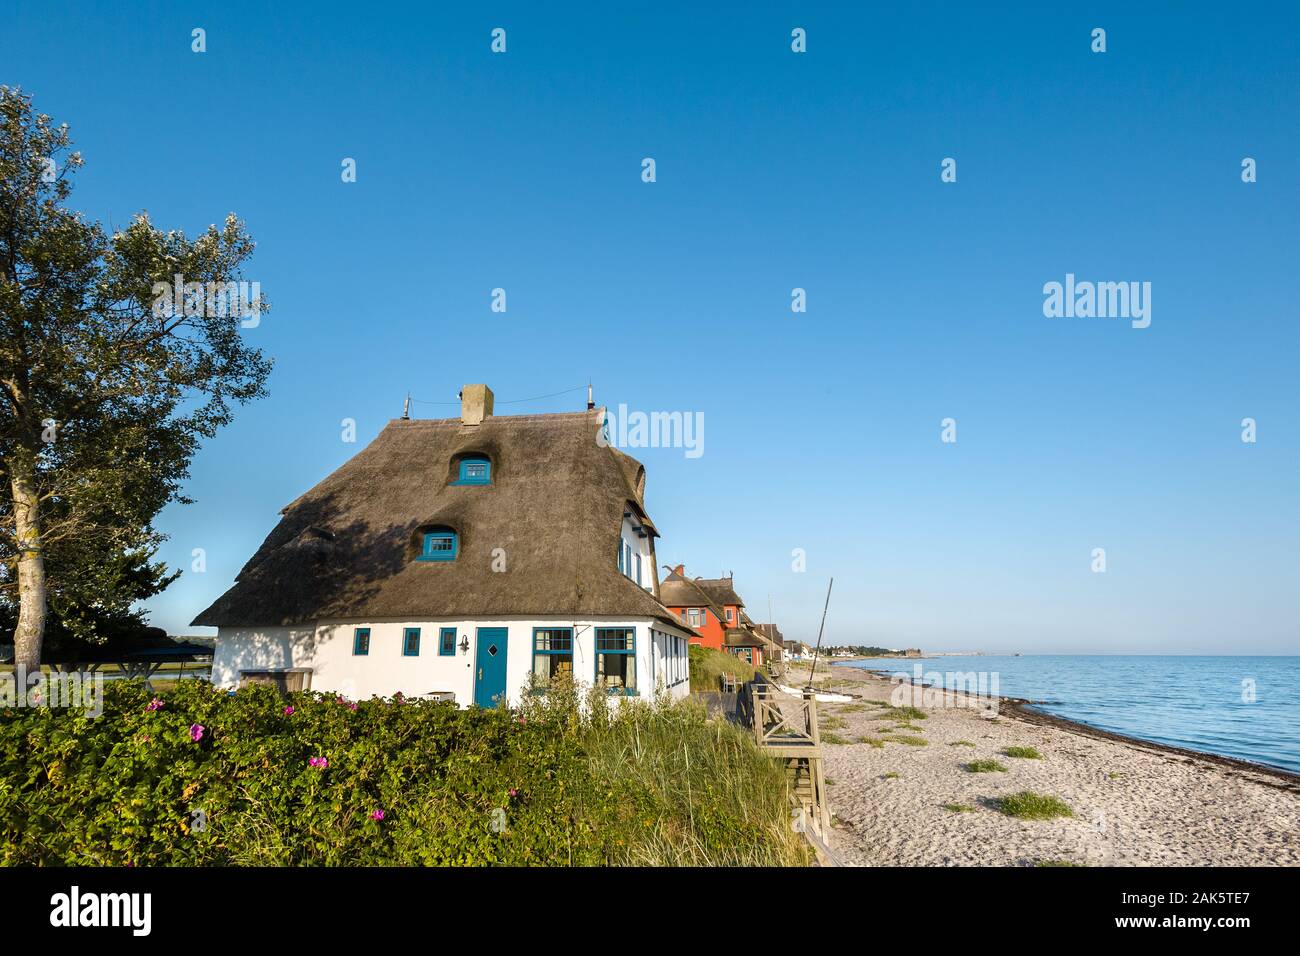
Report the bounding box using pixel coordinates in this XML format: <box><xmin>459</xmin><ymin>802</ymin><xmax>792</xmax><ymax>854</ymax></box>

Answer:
<box><xmin>837</xmin><ymin>662</ymin><xmax>1300</xmax><ymax>788</ymax></box>
<box><xmin>786</xmin><ymin>662</ymin><xmax>1299</xmax><ymax>866</ymax></box>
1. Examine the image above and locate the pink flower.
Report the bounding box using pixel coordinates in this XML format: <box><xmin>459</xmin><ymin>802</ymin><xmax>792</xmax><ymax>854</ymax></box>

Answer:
<box><xmin>283</xmin><ymin>706</ymin><xmax>295</xmax><ymax>716</ymax></box>
<box><xmin>146</xmin><ymin>698</ymin><xmax>164</xmax><ymax>712</ymax></box>
<box><xmin>517</xmin><ymin>716</ymin><xmax>526</xmax><ymax>725</ymax></box>
<box><xmin>189</xmin><ymin>723</ymin><xmax>205</xmax><ymax>742</ymax></box>
<box><xmin>508</xmin><ymin>788</ymin><xmax>518</xmax><ymax>798</ymax></box>
<box><xmin>370</xmin><ymin>809</ymin><xmax>385</xmax><ymax>821</ymax></box>
<box><xmin>348</xmin><ymin>702</ymin><xmax>357</xmax><ymax>712</ymax></box>
<box><xmin>309</xmin><ymin>756</ymin><xmax>329</xmax><ymax>769</ymax></box>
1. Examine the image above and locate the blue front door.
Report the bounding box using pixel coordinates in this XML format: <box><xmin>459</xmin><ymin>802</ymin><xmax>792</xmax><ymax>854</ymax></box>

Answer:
<box><xmin>474</xmin><ymin>628</ymin><xmax>509</xmax><ymax>707</ymax></box>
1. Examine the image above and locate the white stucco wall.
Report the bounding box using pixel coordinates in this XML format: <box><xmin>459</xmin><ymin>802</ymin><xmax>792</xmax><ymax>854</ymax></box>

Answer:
<box><xmin>619</xmin><ymin>515</ymin><xmax>655</xmax><ymax>591</ymax></box>
<box><xmin>212</xmin><ymin>616</ymin><xmax>692</xmax><ymax>706</ymax></box>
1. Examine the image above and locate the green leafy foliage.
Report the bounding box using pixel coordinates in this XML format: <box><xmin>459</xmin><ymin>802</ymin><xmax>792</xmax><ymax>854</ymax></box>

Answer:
<box><xmin>0</xmin><ymin>678</ymin><xmax>808</xmax><ymax>866</ymax></box>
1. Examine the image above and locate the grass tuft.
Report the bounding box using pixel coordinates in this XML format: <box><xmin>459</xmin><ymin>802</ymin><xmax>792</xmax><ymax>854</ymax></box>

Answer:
<box><xmin>948</xmin><ymin>740</ymin><xmax>976</xmax><ymax>748</ymax></box>
<box><xmin>943</xmin><ymin>803</ymin><xmax>975</xmax><ymax>813</ymax></box>
<box><xmin>882</xmin><ymin>734</ymin><xmax>928</xmax><ymax>747</ymax></box>
<box><xmin>965</xmin><ymin>759</ymin><xmax>1007</xmax><ymax>773</ymax></box>
<box><xmin>1003</xmin><ymin>746</ymin><xmax>1042</xmax><ymax>759</ymax></box>
<box><xmin>995</xmin><ymin>791</ymin><xmax>1074</xmax><ymax>820</ymax></box>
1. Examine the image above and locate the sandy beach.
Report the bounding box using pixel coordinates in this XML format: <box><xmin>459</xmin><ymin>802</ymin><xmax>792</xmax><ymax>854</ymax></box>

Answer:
<box><xmin>792</xmin><ymin>663</ymin><xmax>1300</xmax><ymax>866</ymax></box>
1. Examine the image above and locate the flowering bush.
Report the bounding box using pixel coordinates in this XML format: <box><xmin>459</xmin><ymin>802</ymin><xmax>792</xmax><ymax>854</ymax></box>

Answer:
<box><xmin>0</xmin><ymin>678</ymin><xmax>806</xmax><ymax>866</ymax></box>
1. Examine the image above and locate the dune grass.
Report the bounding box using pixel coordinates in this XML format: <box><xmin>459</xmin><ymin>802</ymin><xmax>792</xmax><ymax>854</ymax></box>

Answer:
<box><xmin>855</xmin><ymin>735</ymin><xmax>885</xmax><ymax>748</ymax></box>
<box><xmin>949</xmin><ymin>740</ymin><xmax>976</xmax><ymax>748</ymax></box>
<box><xmin>995</xmin><ymin>791</ymin><xmax>1074</xmax><ymax>820</ymax></box>
<box><xmin>882</xmin><ymin>734</ymin><xmax>928</xmax><ymax>747</ymax></box>
<box><xmin>688</xmin><ymin>645</ymin><xmax>756</xmax><ymax>691</ymax></box>
<box><xmin>876</xmin><ymin>706</ymin><xmax>927</xmax><ymax>721</ymax></box>
<box><xmin>943</xmin><ymin>803</ymin><xmax>975</xmax><ymax>813</ymax></box>
<box><xmin>1003</xmin><ymin>746</ymin><xmax>1042</xmax><ymax>759</ymax></box>
<box><xmin>965</xmin><ymin>759</ymin><xmax>1007</xmax><ymax>773</ymax></box>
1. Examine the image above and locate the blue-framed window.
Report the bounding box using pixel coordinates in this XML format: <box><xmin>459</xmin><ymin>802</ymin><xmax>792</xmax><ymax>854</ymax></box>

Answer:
<box><xmin>617</xmin><ymin>541</ymin><xmax>624</xmax><ymax>573</ymax></box>
<box><xmin>687</xmin><ymin>607</ymin><xmax>702</xmax><ymax>628</ymax></box>
<box><xmin>455</xmin><ymin>457</ymin><xmax>491</xmax><ymax>485</ymax></box>
<box><xmin>419</xmin><ymin>529</ymin><xmax>458</xmax><ymax>561</ymax></box>
<box><xmin>353</xmin><ymin>627</ymin><xmax>371</xmax><ymax>656</ymax></box>
<box><xmin>595</xmin><ymin>627</ymin><xmax>636</xmax><ymax>695</ymax></box>
<box><xmin>624</xmin><ymin>543</ymin><xmax>632</xmax><ymax>578</ymax></box>
<box><xmin>634</xmin><ymin>553</ymin><xmax>642</xmax><ymax>585</ymax></box>
<box><xmin>439</xmin><ymin>627</ymin><xmax>457</xmax><ymax>656</ymax></box>
<box><xmin>402</xmin><ymin>627</ymin><xmax>421</xmax><ymax>656</ymax></box>
<box><xmin>532</xmin><ymin>627</ymin><xmax>574</xmax><ymax>686</ymax></box>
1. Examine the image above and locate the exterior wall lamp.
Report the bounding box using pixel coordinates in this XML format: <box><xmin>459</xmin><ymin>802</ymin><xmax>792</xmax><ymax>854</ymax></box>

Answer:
<box><xmin>459</xmin><ymin>635</ymin><xmax>470</xmax><ymax>654</ymax></box>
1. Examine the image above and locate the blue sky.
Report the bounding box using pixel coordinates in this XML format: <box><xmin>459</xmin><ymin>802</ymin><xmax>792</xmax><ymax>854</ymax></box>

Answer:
<box><xmin>5</xmin><ymin>2</ymin><xmax>1297</xmax><ymax>653</ymax></box>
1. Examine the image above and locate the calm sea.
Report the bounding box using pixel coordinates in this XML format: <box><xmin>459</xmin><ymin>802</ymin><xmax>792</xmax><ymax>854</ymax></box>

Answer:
<box><xmin>839</xmin><ymin>655</ymin><xmax>1300</xmax><ymax>775</ymax></box>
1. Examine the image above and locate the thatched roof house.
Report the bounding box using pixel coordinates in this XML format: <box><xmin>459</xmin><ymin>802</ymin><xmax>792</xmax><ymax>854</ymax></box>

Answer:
<box><xmin>658</xmin><ymin>566</ymin><xmax>776</xmax><ymax>666</ymax></box>
<box><xmin>198</xmin><ymin>385</ymin><xmax>696</xmax><ymax>705</ymax></box>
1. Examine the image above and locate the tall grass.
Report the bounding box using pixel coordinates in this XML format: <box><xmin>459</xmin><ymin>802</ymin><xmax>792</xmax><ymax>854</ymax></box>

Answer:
<box><xmin>688</xmin><ymin>645</ymin><xmax>756</xmax><ymax>691</ymax></box>
<box><xmin>521</xmin><ymin>681</ymin><xmax>809</xmax><ymax>866</ymax></box>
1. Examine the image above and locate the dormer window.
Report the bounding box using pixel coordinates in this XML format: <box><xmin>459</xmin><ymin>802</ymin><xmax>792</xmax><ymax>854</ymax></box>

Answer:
<box><xmin>456</xmin><ymin>457</ymin><xmax>491</xmax><ymax>485</ymax></box>
<box><xmin>418</xmin><ymin>528</ymin><xmax>458</xmax><ymax>561</ymax></box>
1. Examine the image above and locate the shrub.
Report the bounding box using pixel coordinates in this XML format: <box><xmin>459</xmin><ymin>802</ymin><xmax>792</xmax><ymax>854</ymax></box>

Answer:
<box><xmin>0</xmin><ymin>678</ymin><xmax>808</xmax><ymax>866</ymax></box>
<box><xmin>1003</xmin><ymin>746</ymin><xmax>1042</xmax><ymax>759</ymax></box>
<box><xmin>965</xmin><ymin>759</ymin><xmax>1007</xmax><ymax>773</ymax></box>
<box><xmin>996</xmin><ymin>791</ymin><xmax>1074</xmax><ymax>820</ymax></box>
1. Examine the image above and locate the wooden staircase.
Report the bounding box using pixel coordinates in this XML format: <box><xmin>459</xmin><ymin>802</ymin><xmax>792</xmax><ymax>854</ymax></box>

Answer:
<box><xmin>746</xmin><ymin>679</ymin><xmax>834</xmax><ymax>860</ymax></box>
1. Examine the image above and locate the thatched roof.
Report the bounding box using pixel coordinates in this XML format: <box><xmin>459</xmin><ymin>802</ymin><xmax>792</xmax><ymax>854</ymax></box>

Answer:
<box><xmin>756</xmin><ymin>623</ymin><xmax>784</xmax><ymax>644</ymax></box>
<box><xmin>692</xmin><ymin>576</ymin><xmax>744</xmax><ymax>608</ymax></box>
<box><xmin>723</xmin><ymin>628</ymin><xmax>764</xmax><ymax>648</ymax></box>
<box><xmin>193</xmin><ymin>408</ymin><xmax>686</xmax><ymax>629</ymax></box>
<box><xmin>658</xmin><ymin>569</ymin><xmax>732</xmax><ymax>624</ymax></box>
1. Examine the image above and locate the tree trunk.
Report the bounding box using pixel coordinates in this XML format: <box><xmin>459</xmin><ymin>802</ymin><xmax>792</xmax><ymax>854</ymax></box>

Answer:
<box><xmin>9</xmin><ymin>449</ymin><xmax>46</xmax><ymax>669</ymax></box>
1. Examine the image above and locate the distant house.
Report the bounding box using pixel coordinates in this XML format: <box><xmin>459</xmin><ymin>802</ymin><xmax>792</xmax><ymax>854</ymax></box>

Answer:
<box><xmin>659</xmin><ymin>568</ymin><xmax>773</xmax><ymax>666</ymax></box>
<box><xmin>194</xmin><ymin>385</ymin><xmax>696</xmax><ymax>705</ymax></box>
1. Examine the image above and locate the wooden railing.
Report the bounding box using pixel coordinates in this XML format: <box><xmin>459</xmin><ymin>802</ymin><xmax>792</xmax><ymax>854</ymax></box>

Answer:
<box><xmin>741</xmin><ymin>677</ymin><xmax>838</xmax><ymax>863</ymax></box>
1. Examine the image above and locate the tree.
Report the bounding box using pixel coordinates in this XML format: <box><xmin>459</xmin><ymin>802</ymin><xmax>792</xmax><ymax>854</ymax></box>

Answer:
<box><xmin>0</xmin><ymin>87</ymin><xmax>272</xmax><ymax>668</ymax></box>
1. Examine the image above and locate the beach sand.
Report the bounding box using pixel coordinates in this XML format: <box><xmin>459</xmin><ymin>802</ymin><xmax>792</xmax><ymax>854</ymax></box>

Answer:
<box><xmin>791</xmin><ymin>663</ymin><xmax>1300</xmax><ymax>866</ymax></box>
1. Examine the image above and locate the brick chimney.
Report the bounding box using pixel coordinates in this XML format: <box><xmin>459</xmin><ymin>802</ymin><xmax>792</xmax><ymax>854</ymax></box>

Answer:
<box><xmin>671</xmin><ymin>564</ymin><xmax>685</xmax><ymax>577</ymax></box>
<box><xmin>460</xmin><ymin>384</ymin><xmax>494</xmax><ymax>425</ymax></box>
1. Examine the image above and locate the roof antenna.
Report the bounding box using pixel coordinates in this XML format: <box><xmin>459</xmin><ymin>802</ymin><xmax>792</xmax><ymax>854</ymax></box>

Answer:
<box><xmin>402</xmin><ymin>393</ymin><xmax>411</xmax><ymax>420</ymax></box>
<box><xmin>586</xmin><ymin>381</ymin><xmax>595</xmax><ymax>410</ymax></box>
